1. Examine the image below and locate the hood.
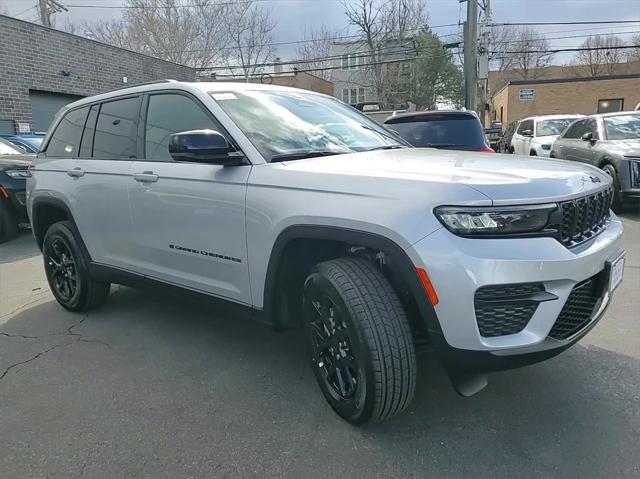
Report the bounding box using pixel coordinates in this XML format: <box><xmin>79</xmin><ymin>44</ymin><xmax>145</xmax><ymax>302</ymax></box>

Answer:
<box><xmin>280</xmin><ymin>148</ymin><xmax>611</xmax><ymax>205</ymax></box>
<box><xmin>531</xmin><ymin>135</ymin><xmax>559</xmax><ymax>145</ymax></box>
<box><xmin>0</xmin><ymin>154</ymin><xmax>33</xmax><ymax>169</ymax></box>
<box><xmin>602</xmin><ymin>139</ymin><xmax>640</xmax><ymax>157</ymax></box>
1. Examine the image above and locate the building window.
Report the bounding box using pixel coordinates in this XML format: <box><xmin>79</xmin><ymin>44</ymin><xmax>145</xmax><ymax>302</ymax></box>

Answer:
<box><xmin>500</xmin><ymin>106</ymin><xmax>503</xmax><ymax>123</ymax></box>
<box><xmin>342</xmin><ymin>88</ymin><xmax>366</xmax><ymax>105</ymax></box>
<box><xmin>341</xmin><ymin>53</ymin><xmax>362</xmax><ymax>70</ymax></box>
<box><xmin>598</xmin><ymin>99</ymin><xmax>623</xmax><ymax>114</ymax></box>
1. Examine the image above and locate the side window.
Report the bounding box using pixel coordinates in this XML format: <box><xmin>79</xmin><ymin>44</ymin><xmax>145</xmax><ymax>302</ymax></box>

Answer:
<box><xmin>93</xmin><ymin>97</ymin><xmax>140</xmax><ymax>159</ymax></box>
<box><xmin>564</xmin><ymin>120</ymin><xmax>585</xmax><ymax>139</ymax></box>
<box><xmin>46</xmin><ymin>107</ymin><xmax>89</xmax><ymax>157</ymax></box>
<box><xmin>517</xmin><ymin>120</ymin><xmax>532</xmax><ymax>134</ymax></box>
<box><xmin>144</xmin><ymin>93</ymin><xmax>222</xmax><ymax>161</ymax></box>
<box><xmin>586</xmin><ymin>119</ymin><xmax>599</xmax><ymax>139</ymax></box>
<box><xmin>79</xmin><ymin>104</ymin><xmax>99</xmax><ymax>157</ymax></box>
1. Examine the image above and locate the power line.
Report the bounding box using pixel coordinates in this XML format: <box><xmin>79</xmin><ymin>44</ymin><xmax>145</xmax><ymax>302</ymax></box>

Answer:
<box><xmin>493</xmin><ymin>44</ymin><xmax>640</xmax><ymax>54</ymax></box>
<box><xmin>65</xmin><ymin>0</ymin><xmax>342</xmax><ymax>9</ymax></box>
<box><xmin>491</xmin><ymin>20</ymin><xmax>640</xmax><ymax>26</ymax></box>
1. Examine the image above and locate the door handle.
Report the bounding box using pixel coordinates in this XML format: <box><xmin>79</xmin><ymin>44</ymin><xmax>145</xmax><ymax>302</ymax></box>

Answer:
<box><xmin>66</xmin><ymin>167</ymin><xmax>85</xmax><ymax>178</ymax></box>
<box><xmin>133</xmin><ymin>171</ymin><xmax>159</xmax><ymax>183</ymax></box>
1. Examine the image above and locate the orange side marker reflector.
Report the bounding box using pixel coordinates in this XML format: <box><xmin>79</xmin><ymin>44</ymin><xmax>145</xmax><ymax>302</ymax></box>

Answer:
<box><xmin>0</xmin><ymin>186</ymin><xmax>8</xmax><ymax>199</ymax></box>
<box><xmin>416</xmin><ymin>267</ymin><xmax>439</xmax><ymax>306</ymax></box>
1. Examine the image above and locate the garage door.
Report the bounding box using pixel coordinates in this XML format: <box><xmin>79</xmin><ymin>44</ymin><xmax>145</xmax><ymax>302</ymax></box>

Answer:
<box><xmin>29</xmin><ymin>90</ymin><xmax>83</xmax><ymax>133</ymax></box>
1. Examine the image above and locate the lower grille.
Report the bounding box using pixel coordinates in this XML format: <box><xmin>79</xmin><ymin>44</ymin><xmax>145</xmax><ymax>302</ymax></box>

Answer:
<box><xmin>548</xmin><ymin>273</ymin><xmax>606</xmax><ymax>340</ymax></box>
<box><xmin>475</xmin><ymin>283</ymin><xmax>545</xmax><ymax>337</ymax></box>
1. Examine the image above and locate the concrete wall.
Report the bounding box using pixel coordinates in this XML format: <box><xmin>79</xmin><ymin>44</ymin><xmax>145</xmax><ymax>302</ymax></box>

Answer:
<box><xmin>490</xmin><ymin>75</ymin><xmax>640</xmax><ymax>126</ymax></box>
<box><xmin>0</xmin><ymin>15</ymin><xmax>195</xmax><ymax>133</ymax></box>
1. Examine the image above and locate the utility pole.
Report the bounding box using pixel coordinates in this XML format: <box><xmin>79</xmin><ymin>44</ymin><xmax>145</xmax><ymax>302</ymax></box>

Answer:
<box><xmin>37</xmin><ymin>0</ymin><xmax>68</xmax><ymax>28</ymax></box>
<box><xmin>478</xmin><ymin>0</ymin><xmax>491</xmax><ymax>126</ymax></box>
<box><xmin>462</xmin><ymin>0</ymin><xmax>478</xmax><ymax>112</ymax></box>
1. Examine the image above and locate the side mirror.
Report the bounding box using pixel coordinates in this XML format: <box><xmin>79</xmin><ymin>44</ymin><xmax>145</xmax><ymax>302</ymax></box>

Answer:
<box><xmin>169</xmin><ymin>129</ymin><xmax>244</xmax><ymax>165</ymax></box>
<box><xmin>521</xmin><ymin>129</ymin><xmax>533</xmax><ymax>137</ymax></box>
<box><xmin>581</xmin><ymin>131</ymin><xmax>594</xmax><ymax>141</ymax></box>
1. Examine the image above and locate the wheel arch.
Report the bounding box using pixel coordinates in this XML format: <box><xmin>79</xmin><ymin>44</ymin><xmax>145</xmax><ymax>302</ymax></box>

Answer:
<box><xmin>31</xmin><ymin>197</ymin><xmax>90</xmax><ymax>259</ymax></box>
<box><xmin>262</xmin><ymin>225</ymin><xmax>441</xmax><ymax>339</ymax></box>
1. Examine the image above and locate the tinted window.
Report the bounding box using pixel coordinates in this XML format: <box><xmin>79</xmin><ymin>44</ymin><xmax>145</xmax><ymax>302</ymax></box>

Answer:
<box><xmin>517</xmin><ymin>120</ymin><xmax>533</xmax><ymax>134</ymax></box>
<box><xmin>145</xmin><ymin>94</ymin><xmax>222</xmax><ymax>160</ymax></box>
<box><xmin>387</xmin><ymin>114</ymin><xmax>487</xmax><ymax>149</ymax></box>
<box><xmin>585</xmin><ymin>119</ymin><xmax>599</xmax><ymax>139</ymax></box>
<box><xmin>79</xmin><ymin>104</ymin><xmax>99</xmax><ymax>157</ymax></box>
<box><xmin>93</xmin><ymin>97</ymin><xmax>140</xmax><ymax>158</ymax></box>
<box><xmin>563</xmin><ymin>120</ymin><xmax>586</xmax><ymax>139</ymax></box>
<box><xmin>46</xmin><ymin>107</ymin><xmax>89</xmax><ymax>157</ymax></box>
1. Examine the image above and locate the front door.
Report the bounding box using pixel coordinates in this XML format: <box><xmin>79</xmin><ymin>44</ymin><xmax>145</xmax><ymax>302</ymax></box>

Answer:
<box><xmin>513</xmin><ymin>119</ymin><xmax>533</xmax><ymax>155</ymax></box>
<box><xmin>127</xmin><ymin>92</ymin><xmax>252</xmax><ymax>304</ymax></box>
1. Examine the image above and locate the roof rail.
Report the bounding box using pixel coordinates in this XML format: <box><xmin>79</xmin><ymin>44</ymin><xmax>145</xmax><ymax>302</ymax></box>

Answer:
<box><xmin>102</xmin><ymin>79</ymin><xmax>180</xmax><ymax>95</ymax></box>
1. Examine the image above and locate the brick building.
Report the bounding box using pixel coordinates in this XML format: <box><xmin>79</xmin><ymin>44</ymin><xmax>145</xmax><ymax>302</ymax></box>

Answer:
<box><xmin>0</xmin><ymin>15</ymin><xmax>195</xmax><ymax>135</ymax></box>
<box><xmin>489</xmin><ymin>74</ymin><xmax>640</xmax><ymax>127</ymax></box>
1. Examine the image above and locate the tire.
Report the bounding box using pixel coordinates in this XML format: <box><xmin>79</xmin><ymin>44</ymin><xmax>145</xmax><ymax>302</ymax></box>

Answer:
<box><xmin>601</xmin><ymin>164</ymin><xmax>623</xmax><ymax>212</ymax></box>
<box><xmin>42</xmin><ymin>221</ymin><xmax>110</xmax><ymax>312</ymax></box>
<box><xmin>529</xmin><ymin>150</ymin><xmax>537</xmax><ymax>156</ymax></box>
<box><xmin>302</xmin><ymin>257</ymin><xmax>416</xmax><ymax>425</ymax></box>
<box><xmin>0</xmin><ymin>201</ymin><xmax>19</xmax><ymax>244</ymax></box>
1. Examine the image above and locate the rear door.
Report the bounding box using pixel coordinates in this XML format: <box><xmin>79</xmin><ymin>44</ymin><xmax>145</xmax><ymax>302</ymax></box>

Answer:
<box><xmin>127</xmin><ymin>91</ymin><xmax>252</xmax><ymax>304</ymax></box>
<box><xmin>67</xmin><ymin>96</ymin><xmax>139</xmax><ymax>268</ymax></box>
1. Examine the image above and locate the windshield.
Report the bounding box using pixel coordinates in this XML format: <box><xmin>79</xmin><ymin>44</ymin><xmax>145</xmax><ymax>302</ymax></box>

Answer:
<box><xmin>210</xmin><ymin>90</ymin><xmax>405</xmax><ymax>161</ymax></box>
<box><xmin>536</xmin><ymin>118</ymin><xmax>575</xmax><ymax>136</ymax></box>
<box><xmin>386</xmin><ymin>114</ymin><xmax>487</xmax><ymax>149</ymax></box>
<box><xmin>604</xmin><ymin>114</ymin><xmax>640</xmax><ymax>140</ymax></box>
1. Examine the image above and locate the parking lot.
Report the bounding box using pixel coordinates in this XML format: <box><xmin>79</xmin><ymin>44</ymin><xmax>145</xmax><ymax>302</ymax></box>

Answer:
<box><xmin>0</xmin><ymin>214</ymin><xmax>638</xmax><ymax>478</ymax></box>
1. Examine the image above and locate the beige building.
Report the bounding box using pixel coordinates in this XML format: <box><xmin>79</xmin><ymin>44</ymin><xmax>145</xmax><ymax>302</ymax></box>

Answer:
<box><xmin>207</xmin><ymin>68</ymin><xmax>333</xmax><ymax>96</ymax></box>
<box><xmin>489</xmin><ymin>74</ymin><xmax>640</xmax><ymax>127</ymax></box>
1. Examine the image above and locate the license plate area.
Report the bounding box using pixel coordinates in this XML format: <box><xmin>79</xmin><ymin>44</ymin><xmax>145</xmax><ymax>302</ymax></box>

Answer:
<box><xmin>607</xmin><ymin>253</ymin><xmax>625</xmax><ymax>293</ymax></box>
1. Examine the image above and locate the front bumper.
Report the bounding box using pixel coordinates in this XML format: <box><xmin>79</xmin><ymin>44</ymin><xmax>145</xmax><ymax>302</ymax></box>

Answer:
<box><xmin>1</xmin><ymin>186</ymin><xmax>28</xmax><ymax>223</ymax></box>
<box><xmin>406</xmin><ymin>214</ymin><xmax>624</xmax><ymax>368</ymax></box>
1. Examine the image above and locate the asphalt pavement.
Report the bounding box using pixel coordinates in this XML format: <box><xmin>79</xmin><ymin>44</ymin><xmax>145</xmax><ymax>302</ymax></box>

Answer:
<box><xmin>0</xmin><ymin>215</ymin><xmax>638</xmax><ymax>478</ymax></box>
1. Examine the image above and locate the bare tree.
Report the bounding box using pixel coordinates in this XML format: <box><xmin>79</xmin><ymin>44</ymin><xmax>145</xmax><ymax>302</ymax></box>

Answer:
<box><xmin>506</xmin><ymin>27</ymin><xmax>554</xmax><ymax>80</ymax></box>
<box><xmin>625</xmin><ymin>33</ymin><xmax>640</xmax><ymax>63</ymax></box>
<box><xmin>341</xmin><ymin>0</ymin><xmax>427</xmax><ymax>106</ymax></box>
<box><xmin>294</xmin><ymin>26</ymin><xmax>336</xmax><ymax>81</ymax></box>
<box><xmin>222</xmin><ymin>1</ymin><xmax>277</xmax><ymax>80</ymax></box>
<box><xmin>83</xmin><ymin>0</ymin><xmax>227</xmax><ymax>69</ymax></box>
<box><xmin>573</xmin><ymin>35</ymin><xmax>624</xmax><ymax>76</ymax></box>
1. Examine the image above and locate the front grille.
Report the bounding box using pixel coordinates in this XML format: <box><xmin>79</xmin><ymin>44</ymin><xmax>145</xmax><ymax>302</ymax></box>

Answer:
<box><xmin>548</xmin><ymin>273</ymin><xmax>606</xmax><ymax>340</ymax></box>
<box><xmin>629</xmin><ymin>159</ymin><xmax>640</xmax><ymax>189</ymax></box>
<box><xmin>475</xmin><ymin>283</ymin><xmax>544</xmax><ymax>337</ymax></box>
<box><xmin>558</xmin><ymin>188</ymin><xmax>612</xmax><ymax>247</ymax></box>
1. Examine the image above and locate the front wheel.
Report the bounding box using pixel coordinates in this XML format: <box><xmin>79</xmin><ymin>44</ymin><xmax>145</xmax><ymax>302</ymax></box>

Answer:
<box><xmin>303</xmin><ymin>257</ymin><xmax>417</xmax><ymax>425</ymax></box>
<box><xmin>601</xmin><ymin>164</ymin><xmax>622</xmax><ymax>212</ymax></box>
<box><xmin>43</xmin><ymin>221</ymin><xmax>111</xmax><ymax>312</ymax></box>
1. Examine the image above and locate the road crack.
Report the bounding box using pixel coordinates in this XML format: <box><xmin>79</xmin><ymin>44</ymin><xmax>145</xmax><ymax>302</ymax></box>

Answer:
<box><xmin>0</xmin><ymin>314</ymin><xmax>110</xmax><ymax>381</ymax></box>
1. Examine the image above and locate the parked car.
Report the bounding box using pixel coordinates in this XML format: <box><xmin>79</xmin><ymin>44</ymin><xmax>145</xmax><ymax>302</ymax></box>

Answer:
<box><xmin>551</xmin><ymin>111</ymin><xmax>640</xmax><ymax>209</ymax></box>
<box><xmin>496</xmin><ymin>120</ymin><xmax>519</xmax><ymax>153</ymax></box>
<box><xmin>384</xmin><ymin>110</ymin><xmax>494</xmax><ymax>152</ymax></box>
<box><xmin>0</xmin><ymin>139</ymin><xmax>33</xmax><ymax>242</ymax></box>
<box><xmin>512</xmin><ymin>114</ymin><xmax>584</xmax><ymax>156</ymax></box>
<box><xmin>1</xmin><ymin>134</ymin><xmax>44</xmax><ymax>153</ymax></box>
<box><xmin>484</xmin><ymin>126</ymin><xmax>502</xmax><ymax>151</ymax></box>
<box><xmin>28</xmin><ymin>81</ymin><xmax>624</xmax><ymax>425</ymax></box>
<box><xmin>355</xmin><ymin>102</ymin><xmax>406</xmax><ymax>124</ymax></box>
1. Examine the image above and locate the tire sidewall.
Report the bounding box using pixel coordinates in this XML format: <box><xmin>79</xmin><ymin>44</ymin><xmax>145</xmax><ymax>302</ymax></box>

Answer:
<box><xmin>602</xmin><ymin>164</ymin><xmax>622</xmax><ymax>210</ymax></box>
<box><xmin>303</xmin><ymin>271</ymin><xmax>376</xmax><ymax>425</ymax></box>
<box><xmin>43</xmin><ymin>222</ymin><xmax>91</xmax><ymax>311</ymax></box>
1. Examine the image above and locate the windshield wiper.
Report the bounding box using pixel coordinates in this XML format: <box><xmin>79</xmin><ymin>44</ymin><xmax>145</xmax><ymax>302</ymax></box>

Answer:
<box><xmin>423</xmin><ymin>143</ymin><xmax>460</xmax><ymax>148</ymax></box>
<box><xmin>365</xmin><ymin>145</ymin><xmax>406</xmax><ymax>151</ymax></box>
<box><xmin>270</xmin><ymin>150</ymin><xmax>347</xmax><ymax>162</ymax></box>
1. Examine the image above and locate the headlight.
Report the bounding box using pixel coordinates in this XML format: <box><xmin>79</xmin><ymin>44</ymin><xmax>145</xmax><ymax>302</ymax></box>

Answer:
<box><xmin>5</xmin><ymin>169</ymin><xmax>31</xmax><ymax>178</ymax></box>
<box><xmin>434</xmin><ymin>204</ymin><xmax>557</xmax><ymax>236</ymax></box>
<box><xmin>541</xmin><ymin>144</ymin><xmax>551</xmax><ymax>150</ymax></box>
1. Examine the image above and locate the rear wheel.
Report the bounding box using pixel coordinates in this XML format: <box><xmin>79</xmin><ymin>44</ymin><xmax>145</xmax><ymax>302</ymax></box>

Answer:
<box><xmin>601</xmin><ymin>164</ymin><xmax>622</xmax><ymax>212</ymax></box>
<box><xmin>303</xmin><ymin>257</ymin><xmax>416</xmax><ymax>425</ymax></box>
<box><xmin>0</xmin><ymin>201</ymin><xmax>18</xmax><ymax>244</ymax></box>
<box><xmin>43</xmin><ymin>221</ymin><xmax>111</xmax><ymax>312</ymax></box>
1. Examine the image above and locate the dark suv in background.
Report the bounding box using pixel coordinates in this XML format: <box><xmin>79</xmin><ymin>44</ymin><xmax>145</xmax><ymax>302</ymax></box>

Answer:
<box><xmin>0</xmin><ymin>138</ymin><xmax>32</xmax><ymax>242</ymax></box>
<box><xmin>384</xmin><ymin>111</ymin><xmax>494</xmax><ymax>152</ymax></box>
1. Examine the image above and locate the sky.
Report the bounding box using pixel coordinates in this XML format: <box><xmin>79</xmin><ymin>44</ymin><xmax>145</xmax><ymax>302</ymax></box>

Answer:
<box><xmin>2</xmin><ymin>0</ymin><xmax>639</xmax><ymax>65</ymax></box>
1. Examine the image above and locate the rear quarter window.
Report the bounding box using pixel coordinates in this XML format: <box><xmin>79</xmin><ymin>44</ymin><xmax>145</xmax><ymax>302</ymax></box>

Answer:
<box><xmin>45</xmin><ymin>107</ymin><xmax>89</xmax><ymax>157</ymax></box>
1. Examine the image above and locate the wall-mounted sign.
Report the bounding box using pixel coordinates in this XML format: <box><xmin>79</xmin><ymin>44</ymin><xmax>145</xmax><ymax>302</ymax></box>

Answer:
<box><xmin>519</xmin><ymin>88</ymin><xmax>535</xmax><ymax>101</ymax></box>
<box><xmin>17</xmin><ymin>122</ymin><xmax>31</xmax><ymax>133</ymax></box>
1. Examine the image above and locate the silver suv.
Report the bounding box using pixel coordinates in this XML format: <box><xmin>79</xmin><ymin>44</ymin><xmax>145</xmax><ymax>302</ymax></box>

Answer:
<box><xmin>27</xmin><ymin>81</ymin><xmax>625</xmax><ymax>424</ymax></box>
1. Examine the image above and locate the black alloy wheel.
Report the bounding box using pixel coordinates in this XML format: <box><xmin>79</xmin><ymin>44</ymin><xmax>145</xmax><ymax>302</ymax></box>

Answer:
<box><xmin>45</xmin><ymin>237</ymin><xmax>78</xmax><ymax>302</ymax></box>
